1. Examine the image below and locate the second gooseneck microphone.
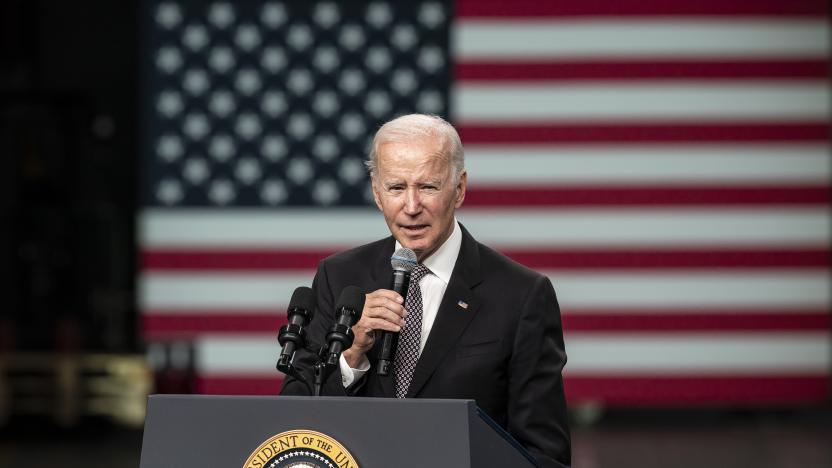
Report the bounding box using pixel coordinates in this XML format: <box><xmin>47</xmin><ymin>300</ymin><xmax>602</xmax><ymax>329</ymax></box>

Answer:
<box><xmin>324</xmin><ymin>285</ymin><xmax>366</xmax><ymax>366</ymax></box>
<box><xmin>377</xmin><ymin>248</ymin><xmax>418</xmax><ymax>376</ymax></box>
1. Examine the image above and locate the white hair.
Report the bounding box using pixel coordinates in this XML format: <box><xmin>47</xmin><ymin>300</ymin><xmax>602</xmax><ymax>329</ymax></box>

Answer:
<box><xmin>365</xmin><ymin>114</ymin><xmax>465</xmax><ymax>182</ymax></box>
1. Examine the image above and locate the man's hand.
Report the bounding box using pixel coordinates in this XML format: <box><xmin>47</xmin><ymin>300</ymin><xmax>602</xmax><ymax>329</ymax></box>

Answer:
<box><xmin>342</xmin><ymin>289</ymin><xmax>408</xmax><ymax>368</ymax></box>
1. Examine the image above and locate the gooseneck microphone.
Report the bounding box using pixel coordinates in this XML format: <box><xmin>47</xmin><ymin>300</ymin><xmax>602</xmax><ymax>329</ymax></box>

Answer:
<box><xmin>313</xmin><ymin>285</ymin><xmax>366</xmax><ymax>395</ymax></box>
<box><xmin>276</xmin><ymin>287</ymin><xmax>316</xmax><ymax>374</ymax></box>
<box><xmin>324</xmin><ymin>285</ymin><xmax>366</xmax><ymax>366</ymax></box>
<box><xmin>377</xmin><ymin>248</ymin><xmax>418</xmax><ymax>376</ymax></box>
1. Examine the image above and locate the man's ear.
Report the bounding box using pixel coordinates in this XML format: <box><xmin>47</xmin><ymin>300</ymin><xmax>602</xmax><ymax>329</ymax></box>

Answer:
<box><xmin>454</xmin><ymin>170</ymin><xmax>467</xmax><ymax>208</ymax></box>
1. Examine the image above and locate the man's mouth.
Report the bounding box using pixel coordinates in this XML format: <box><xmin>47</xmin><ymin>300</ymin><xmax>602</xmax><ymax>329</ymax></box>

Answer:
<box><xmin>401</xmin><ymin>224</ymin><xmax>429</xmax><ymax>234</ymax></box>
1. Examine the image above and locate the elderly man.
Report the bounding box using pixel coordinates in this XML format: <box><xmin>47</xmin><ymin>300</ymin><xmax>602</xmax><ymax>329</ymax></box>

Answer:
<box><xmin>281</xmin><ymin>114</ymin><xmax>571</xmax><ymax>467</ymax></box>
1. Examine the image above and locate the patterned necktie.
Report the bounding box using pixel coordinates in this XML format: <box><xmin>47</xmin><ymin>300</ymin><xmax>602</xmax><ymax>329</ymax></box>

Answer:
<box><xmin>394</xmin><ymin>264</ymin><xmax>430</xmax><ymax>398</ymax></box>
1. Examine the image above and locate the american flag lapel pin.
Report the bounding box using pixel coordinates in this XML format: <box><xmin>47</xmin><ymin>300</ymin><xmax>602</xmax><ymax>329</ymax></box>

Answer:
<box><xmin>457</xmin><ymin>300</ymin><xmax>469</xmax><ymax>309</ymax></box>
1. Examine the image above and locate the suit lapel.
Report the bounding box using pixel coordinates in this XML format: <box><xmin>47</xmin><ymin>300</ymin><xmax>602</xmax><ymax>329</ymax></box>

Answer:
<box><xmin>406</xmin><ymin>225</ymin><xmax>483</xmax><ymax>397</ymax></box>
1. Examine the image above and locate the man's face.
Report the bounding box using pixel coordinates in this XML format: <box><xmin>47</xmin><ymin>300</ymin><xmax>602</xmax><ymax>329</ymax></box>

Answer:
<box><xmin>372</xmin><ymin>137</ymin><xmax>466</xmax><ymax>262</ymax></box>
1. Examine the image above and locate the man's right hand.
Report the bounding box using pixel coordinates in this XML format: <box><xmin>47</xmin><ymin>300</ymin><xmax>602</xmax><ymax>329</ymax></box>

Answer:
<box><xmin>342</xmin><ymin>289</ymin><xmax>408</xmax><ymax>368</ymax></box>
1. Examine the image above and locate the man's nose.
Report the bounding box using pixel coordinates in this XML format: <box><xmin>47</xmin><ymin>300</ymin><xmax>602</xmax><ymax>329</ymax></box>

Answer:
<box><xmin>404</xmin><ymin>188</ymin><xmax>422</xmax><ymax>214</ymax></box>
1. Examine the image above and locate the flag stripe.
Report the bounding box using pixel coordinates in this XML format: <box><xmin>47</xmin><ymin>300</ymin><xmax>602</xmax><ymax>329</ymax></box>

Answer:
<box><xmin>195</xmin><ymin>374</ymin><xmax>830</xmax><ymax>403</ymax></box>
<box><xmin>142</xmin><ymin>311</ymin><xmax>830</xmax><ymax>339</ymax></box>
<box><xmin>456</xmin><ymin>0</ymin><xmax>830</xmax><ymax>18</ymax></box>
<box><xmin>458</xmin><ymin>122</ymin><xmax>830</xmax><ymax>143</ymax></box>
<box><xmin>140</xmin><ymin>209</ymin><xmax>831</xmax><ymax>247</ymax></box>
<box><xmin>454</xmin><ymin>83</ymin><xmax>830</xmax><ymax>122</ymax></box>
<box><xmin>467</xmin><ymin>145</ymin><xmax>832</xmax><ymax>185</ymax></box>
<box><xmin>464</xmin><ymin>185</ymin><xmax>830</xmax><ymax>207</ymax></box>
<box><xmin>563</xmin><ymin>376</ymin><xmax>830</xmax><ymax>405</ymax></box>
<box><xmin>140</xmin><ymin>271</ymin><xmax>831</xmax><ymax>309</ymax></box>
<box><xmin>455</xmin><ymin>20</ymin><xmax>830</xmax><ymax>59</ymax></box>
<box><xmin>141</xmin><ymin>248</ymin><xmax>830</xmax><ymax>271</ymax></box>
<box><xmin>457</xmin><ymin>59</ymin><xmax>831</xmax><ymax>81</ymax></box>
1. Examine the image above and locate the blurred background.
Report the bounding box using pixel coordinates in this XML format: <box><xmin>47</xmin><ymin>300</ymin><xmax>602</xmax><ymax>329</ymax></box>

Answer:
<box><xmin>1</xmin><ymin>1</ymin><xmax>829</xmax><ymax>467</ymax></box>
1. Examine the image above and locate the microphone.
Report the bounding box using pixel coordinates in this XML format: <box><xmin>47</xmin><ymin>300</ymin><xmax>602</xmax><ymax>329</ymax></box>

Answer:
<box><xmin>276</xmin><ymin>286</ymin><xmax>316</xmax><ymax>374</ymax></box>
<box><xmin>324</xmin><ymin>285</ymin><xmax>366</xmax><ymax>366</ymax></box>
<box><xmin>377</xmin><ymin>248</ymin><xmax>417</xmax><ymax>376</ymax></box>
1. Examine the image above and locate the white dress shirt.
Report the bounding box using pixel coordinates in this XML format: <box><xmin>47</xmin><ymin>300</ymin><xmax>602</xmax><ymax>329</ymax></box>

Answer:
<box><xmin>339</xmin><ymin>220</ymin><xmax>463</xmax><ymax>387</ymax></box>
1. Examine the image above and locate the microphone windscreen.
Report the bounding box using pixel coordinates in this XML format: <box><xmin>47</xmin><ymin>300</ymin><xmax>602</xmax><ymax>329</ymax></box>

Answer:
<box><xmin>336</xmin><ymin>285</ymin><xmax>366</xmax><ymax>321</ymax></box>
<box><xmin>288</xmin><ymin>286</ymin><xmax>316</xmax><ymax>319</ymax></box>
<box><xmin>391</xmin><ymin>248</ymin><xmax>417</xmax><ymax>272</ymax></box>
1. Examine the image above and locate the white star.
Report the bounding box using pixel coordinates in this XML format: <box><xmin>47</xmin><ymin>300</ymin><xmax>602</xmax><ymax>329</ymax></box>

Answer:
<box><xmin>156</xmin><ymin>46</ymin><xmax>182</xmax><ymax>73</ymax></box>
<box><xmin>261</xmin><ymin>3</ymin><xmax>287</xmax><ymax>28</ymax></box>
<box><xmin>156</xmin><ymin>3</ymin><xmax>182</xmax><ymax>29</ymax></box>
<box><xmin>260</xmin><ymin>179</ymin><xmax>288</xmax><ymax>205</ymax></box>
<box><xmin>261</xmin><ymin>91</ymin><xmax>286</xmax><ymax>117</ymax></box>
<box><xmin>183</xmin><ymin>68</ymin><xmax>210</xmax><ymax>95</ymax></box>
<box><xmin>183</xmin><ymin>113</ymin><xmax>210</xmax><ymax>140</ymax></box>
<box><xmin>209</xmin><ymin>134</ymin><xmax>235</xmax><ymax>162</ymax></box>
<box><xmin>313</xmin><ymin>46</ymin><xmax>339</xmax><ymax>72</ymax></box>
<box><xmin>338</xmin><ymin>24</ymin><xmax>364</xmax><ymax>51</ymax></box>
<box><xmin>339</xmin><ymin>68</ymin><xmax>365</xmax><ymax>95</ymax></box>
<box><xmin>339</xmin><ymin>158</ymin><xmax>366</xmax><ymax>184</ymax></box>
<box><xmin>156</xmin><ymin>90</ymin><xmax>183</xmax><ymax>118</ymax></box>
<box><xmin>261</xmin><ymin>135</ymin><xmax>287</xmax><ymax>161</ymax></box>
<box><xmin>392</xmin><ymin>24</ymin><xmax>417</xmax><ymax>51</ymax></box>
<box><xmin>392</xmin><ymin>68</ymin><xmax>417</xmax><ymax>94</ymax></box>
<box><xmin>156</xmin><ymin>179</ymin><xmax>183</xmax><ymax>205</ymax></box>
<box><xmin>339</xmin><ymin>113</ymin><xmax>365</xmax><ymax>140</ymax></box>
<box><xmin>235</xmin><ymin>157</ymin><xmax>261</xmax><ymax>185</ymax></box>
<box><xmin>235</xmin><ymin>113</ymin><xmax>262</xmax><ymax>140</ymax></box>
<box><xmin>157</xmin><ymin>135</ymin><xmax>183</xmax><ymax>162</ymax></box>
<box><xmin>365</xmin><ymin>89</ymin><xmax>391</xmax><ymax>117</ymax></box>
<box><xmin>419</xmin><ymin>2</ymin><xmax>446</xmax><ymax>28</ymax></box>
<box><xmin>261</xmin><ymin>47</ymin><xmax>286</xmax><ymax>73</ymax></box>
<box><xmin>312</xmin><ymin>90</ymin><xmax>339</xmax><ymax>117</ymax></box>
<box><xmin>418</xmin><ymin>46</ymin><xmax>445</xmax><ymax>73</ymax></box>
<box><xmin>286</xmin><ymin>158</ymin><xmax>314</xmax><ymax>184</ymax></box>
<box><xmin>208</xmin><ymin>3</ymin><xmax>235</xmax><ymax>29</ymax></box>
<box><xmin>287</xmin><ymin>68</ymin><xmax>313</xmax><ymax>95</ymax></box>
<box><xmin>209</xmin><ymin>46</ymin><xmax>235</xmax><ymax>74</ymax></box>
<box><xmin>314</xmin><ymin>2</ymin><xmax>340</xmax><ymax>29</ymax></box>
<box><xmin>182</xmin><ymin>24</ymin><xmax>209</xmax><ymax>52</ymax></box>
<box><xmin>418</xmin><ymin>89</ymin><xmax>443</xmax><ymax>114</ymax></box>
<box><xmin>209</xmin><ymin>90</ymin><xmax>236</xmax><ymax>117</ymax></box>
<box><xmin>287</xmin><ymin>23</ymin><xmax>313</xmax><ymax>51</ymax></box>
<box><xmin>235</xmin><ymin>68</ymin><xmax>262</xmax><ymax>95</ymax></box>
<box><xmin>183</xmin><ymin>157</ymin><xmax>210</xmax><ymax>184</ymax></box>
<box><xmin>287</xmin><ymin>113</ymin><xmax>313</xmax><ymax>140</ymax></box>
<box><xmin>313</xmin><ymin>134</ymin><xmax>338</xmax><ymax>162</ymax></box>
<box><xmin>366</xmin><ymin>2</ymin><xmax>392</xmax><ymax>28</ymax></box>
<box><xmin>235</xmin><ymin>24</ymin><xmax>261</xmax><ymax>51</ymax></box>
<box><xmin>208</xmin><ymin>178</ymin><xmax>236</xmax><ymax>205</ymax></box>
<box><xmin>365</xmin><ymin>46</ymin><xmax>392</xmax><ymax>73</ymax></box>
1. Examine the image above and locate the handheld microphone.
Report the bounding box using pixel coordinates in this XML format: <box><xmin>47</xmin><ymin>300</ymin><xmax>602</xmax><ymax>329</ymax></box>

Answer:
<box><xmin>324</xmin><ymin>285</ymin><xmax>366</xmax><ymax>366</ymax></box>
<box><xmin>377</xmin><ymin>248</ymin><xmax>417</xmax><ymax>375</ymax></box>
<box><xmin>276</xmin><ymin>287</ymin><xmax>316</xmax><ymax>374</ymax></box>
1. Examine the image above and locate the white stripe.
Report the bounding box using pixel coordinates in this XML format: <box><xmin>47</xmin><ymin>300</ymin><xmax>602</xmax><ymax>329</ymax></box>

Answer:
<box><xmin>194</xmin><ymin>335</ymin><xmax>280</xmax><ymax>373</ymax></box>
<box><xmin>192</xmin><ymin>333</ymin><xmax>831</xmax><ymax>374</ymax></box>
<box><xmin>466</xmin><ymin>145</ymin><xmax>832</xmax><ymax>185</ymax></box>
<box><xmin>454</xmin><ymin>83</ymin><xmax>830</xmax><ymax>122</ymax></box>
<box><xmin>564</xmin><ymin>333</ymin><xmax>831</xmax><ymax>374</ymax></box>
<box><xmin>455</xmin><ymin>20</ymin><xmax>830</xmax><ymax>59</ymax></box>
<box><xmin>139</xmin><ymin>208</ymin><xmax>831</xmax><ymax>248</ymax></box>
<box><xmin>140</xmin><ymin>270</ymin><xmax>830</xmax><ymax>311</ymax></box>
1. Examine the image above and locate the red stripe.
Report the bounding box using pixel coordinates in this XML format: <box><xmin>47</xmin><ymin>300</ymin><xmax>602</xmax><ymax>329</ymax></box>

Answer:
<box><xmin>192</xmin><ymin>374</ymin><xmax>830</xmax><ymax>403</ymax></box>
<box><xmin>456</xmin><ymin>0</ymin><xmax>829</xmax><ymax>17</ymax></box>
<box><xmin>141</xmin><ymin>247</ymin><xmax>830</xmax><ymax>271</ymax></box>
<box><xmin>563</xmin><ymin>311</ymin><xmax>831</xmax><ymax>332</ymax></box>
<box><xmin>142</xmin><ymin>314</ymin><xmax>288</xmax><ymax>339</ymax></box>
<box><xmin>456</xmin><ymin>60</ymin><xmax>831</xmax><ymax>81</ymax></box>
<box><xmin>458</xmin><ymin>123</ymin><xmax>830</xmax><ymax>144</ymax></box>
<box><xmin>564</xmin><ymin>375</ymin><xmax>830</xmax><ymax>405</ymax></box>
<box><xmin>143</xmin><ymin>311</ymin><xmax>830</xmax><ymax>337</ymax></box>
<box><xmin>464</xmin><ymin>185</ymin><xmax>830</xmax><ymax>207</ymax></box>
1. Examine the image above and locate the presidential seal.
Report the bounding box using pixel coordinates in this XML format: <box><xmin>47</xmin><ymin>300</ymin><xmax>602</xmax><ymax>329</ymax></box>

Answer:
<box><xmin>243</xmin><ymin>430</ymin><xmax>359</xmax><ymax>468</ymax></box>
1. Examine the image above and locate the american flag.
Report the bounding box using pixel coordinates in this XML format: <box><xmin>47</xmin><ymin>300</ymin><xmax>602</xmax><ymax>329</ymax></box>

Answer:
<box><xmin>139</xmin><ymin>0</ymin><xmax>831</xmax><ymax>405</ymax></box>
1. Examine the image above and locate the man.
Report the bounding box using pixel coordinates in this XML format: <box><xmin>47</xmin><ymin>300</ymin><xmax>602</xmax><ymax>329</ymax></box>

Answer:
<box><xmin>281</xmin><ymin>114</ymin><xmax>571</xmax><ymax>467</ymax></box>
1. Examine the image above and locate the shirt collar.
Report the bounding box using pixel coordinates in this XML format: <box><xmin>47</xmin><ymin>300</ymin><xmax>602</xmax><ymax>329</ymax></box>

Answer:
<box><xmin>394</xmin><ymin>219</ymin><xmax>461</xmax><ymax>286</ymax></box>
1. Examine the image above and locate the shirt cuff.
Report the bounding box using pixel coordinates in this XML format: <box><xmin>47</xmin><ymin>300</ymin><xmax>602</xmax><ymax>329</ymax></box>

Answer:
<box><xmin>339</xmin><ymin>354</ymin><xmax>370</xmax><ymax>388</ymax></box>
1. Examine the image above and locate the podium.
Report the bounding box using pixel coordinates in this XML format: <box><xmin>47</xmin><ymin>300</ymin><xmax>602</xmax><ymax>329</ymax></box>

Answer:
<box><xmin>140</xmin><ymin>394</ymin><xmax>537</xmax><ymax>467</ymax></box>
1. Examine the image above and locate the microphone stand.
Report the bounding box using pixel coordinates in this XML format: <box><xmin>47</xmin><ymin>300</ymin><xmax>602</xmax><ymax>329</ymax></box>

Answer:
<box><xmin>313</xmin><ymin>345</ymin><xmax>336</xmax><ymax>396</ymax></box>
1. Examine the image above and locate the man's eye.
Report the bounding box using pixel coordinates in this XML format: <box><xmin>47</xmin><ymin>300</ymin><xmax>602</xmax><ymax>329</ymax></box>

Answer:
<box><xmin>388</xmin><ymin>186</ymin><xmax>404</xmax><ymax>192</ymax></box>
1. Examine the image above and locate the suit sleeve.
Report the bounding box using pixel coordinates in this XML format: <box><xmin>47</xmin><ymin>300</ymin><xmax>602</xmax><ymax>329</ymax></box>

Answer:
<box><xmin>279</xmin><ymin>259</ymin><xmax>348</xmax><ymax>396</ymax></box>
<box><xmin>508</xmin><ymin>275</ymin><xmax>571</xmax><ymax>468</ymax></box>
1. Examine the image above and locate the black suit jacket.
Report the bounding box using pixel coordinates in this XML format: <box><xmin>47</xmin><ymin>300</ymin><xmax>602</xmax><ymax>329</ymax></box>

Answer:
<box><xmin>281</xmin><ymin>224</ymin><xmax>571</xmax><ymax>467</ymax></box>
